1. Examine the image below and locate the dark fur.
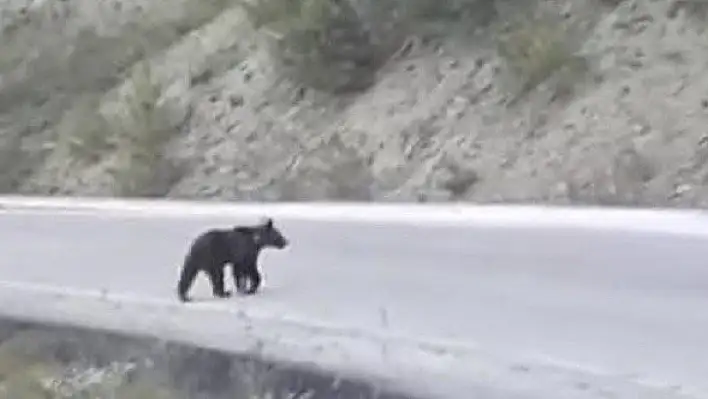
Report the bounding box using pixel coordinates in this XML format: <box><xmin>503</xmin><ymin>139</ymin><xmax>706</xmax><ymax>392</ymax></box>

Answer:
<box><xmin>176</xmin><ymin>217</ymin><xmax>289</xmax><ymax>302</ymax></box>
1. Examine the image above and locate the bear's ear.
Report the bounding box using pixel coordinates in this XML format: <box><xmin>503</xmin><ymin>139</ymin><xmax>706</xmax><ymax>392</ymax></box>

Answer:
<box><xmin>261</xmin><ymin>217</ymin><xmax>273</xmax><ymax>228</ymax></box>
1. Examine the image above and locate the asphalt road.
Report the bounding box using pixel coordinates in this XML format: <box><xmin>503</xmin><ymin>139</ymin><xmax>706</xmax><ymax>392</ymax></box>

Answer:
<box><xmin>0</xmin><ymin>210</ymin><xmax>707</xmax><ymax>399</ymax></box>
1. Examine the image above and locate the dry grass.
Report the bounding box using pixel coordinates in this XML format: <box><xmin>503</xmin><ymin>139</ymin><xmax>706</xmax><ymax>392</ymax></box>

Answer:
<box><xmin>0</xmin><ymin>361</ymin><xmax>177</xmax><ymax>399</ymax></box>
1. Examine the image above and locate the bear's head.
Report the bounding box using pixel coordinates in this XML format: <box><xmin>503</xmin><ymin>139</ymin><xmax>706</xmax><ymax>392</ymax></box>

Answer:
<box><xmin>252</xmin><ymin>217</ymin><xmax>289</xmax><ymax>250</ymax></box>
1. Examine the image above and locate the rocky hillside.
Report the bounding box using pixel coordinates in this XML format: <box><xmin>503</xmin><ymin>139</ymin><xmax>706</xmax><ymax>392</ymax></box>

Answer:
<box><xmin>2</xmin><ymin>0</ymin><xmax>708</xmax><ymax>207</ymax></box>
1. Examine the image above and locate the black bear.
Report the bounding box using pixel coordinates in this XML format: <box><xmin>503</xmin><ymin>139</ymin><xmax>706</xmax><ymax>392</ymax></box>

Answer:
<box><xmin>176</xmin><ymin>217</ymin><xmax>289</xmax><ymax>302</ymax></box>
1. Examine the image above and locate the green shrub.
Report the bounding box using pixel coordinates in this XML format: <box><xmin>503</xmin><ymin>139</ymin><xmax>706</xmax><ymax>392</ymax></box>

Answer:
<box><xmin>496</xmin><ymin>15</ymin><xmax>586</xmax><ymax>100</ymax></box>
<box><xmin>241</xmin><ymin>0</ymin><xmax>405</xmax><ymax>93</ymax></box>
<box><xmin>398</xmin><ymin>0</ymin><xmax>498</xmax><ymax>37</ymax></box>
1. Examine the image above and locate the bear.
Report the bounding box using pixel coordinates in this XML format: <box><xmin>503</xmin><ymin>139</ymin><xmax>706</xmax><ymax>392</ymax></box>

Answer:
<box><xmin>176</xmin><ymin>217</ymin><xmax>289</xmax><ymax>302</ymax></box>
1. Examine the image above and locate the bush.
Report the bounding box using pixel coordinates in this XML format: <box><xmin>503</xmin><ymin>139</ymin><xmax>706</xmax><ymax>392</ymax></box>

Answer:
<box><xmin>242</xmin><ymin>0</ymin><xmax>401</xmax><ymax>93</ymax></box>
<box><xmin>398</xmin><ymin>0</ymin><xmax>498</xmax><ymax>37</ymax></box>
<box><xmin>496</xmin><ymin>14</ymin><xmax>587</xmax><ymax>101</ymax></box>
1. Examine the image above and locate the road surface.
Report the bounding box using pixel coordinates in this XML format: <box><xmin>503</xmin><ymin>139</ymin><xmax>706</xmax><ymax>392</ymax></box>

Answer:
<box><xmin>0</xmin><ymin>209</ymin><xmax>707</xmax><ymax>399</ymax></box>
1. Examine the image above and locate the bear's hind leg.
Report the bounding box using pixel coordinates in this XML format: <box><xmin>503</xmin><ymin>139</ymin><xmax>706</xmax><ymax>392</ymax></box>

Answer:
<box><xmin>177</xmin><ymin>265</ymin><xmax>199</xmax><ymax>302</ymax></box>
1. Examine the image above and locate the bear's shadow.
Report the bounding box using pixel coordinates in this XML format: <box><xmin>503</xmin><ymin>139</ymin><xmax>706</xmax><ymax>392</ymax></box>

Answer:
<box><xmin>185</xmin><ymin>286</ymin><xmax>278</xmax><ymax>303</ymax></box>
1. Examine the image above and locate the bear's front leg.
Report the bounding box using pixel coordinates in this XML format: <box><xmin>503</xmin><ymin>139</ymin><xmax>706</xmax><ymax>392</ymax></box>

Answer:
<box><xmin>233</xmin><ymin>265</ymin><xmax>261</xmax><ymax>295</ymax></box>
<box><xmin>235</xmin><ymin>273</ymin><xmax>249</xmax><ymax>294</ymax></box>
<box><xmin>244</xmin><ymin>268</ymin><xmax>261</xmax><ymax>295</ymax></box>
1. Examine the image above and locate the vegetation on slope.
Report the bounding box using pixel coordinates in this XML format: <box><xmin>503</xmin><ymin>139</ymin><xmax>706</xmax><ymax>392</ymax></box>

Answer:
<box><xmin>4</xmin><ymin>0</ymin><xmax>708</xmax><ymax>206</ymax></box>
